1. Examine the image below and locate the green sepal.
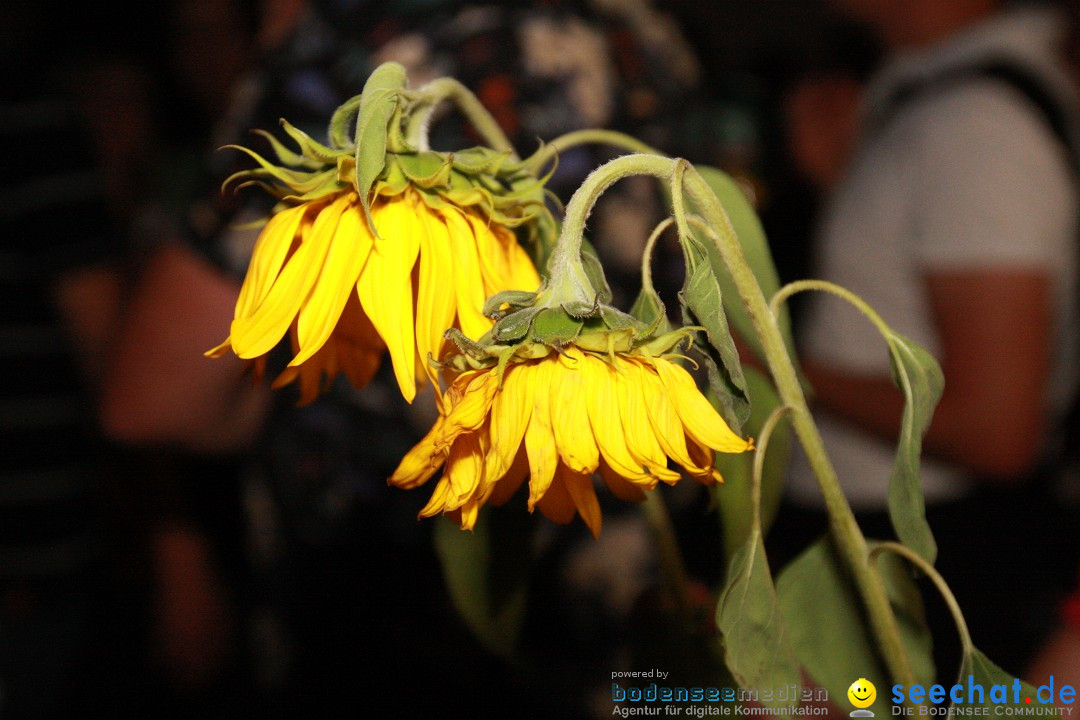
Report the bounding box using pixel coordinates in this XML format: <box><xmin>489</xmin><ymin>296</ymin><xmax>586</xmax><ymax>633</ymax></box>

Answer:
<box><xmin>277</xmin><ymin>119</ymin><xmax>339</xmax><ymax>164</ymax></box>
<box><xmin>579</xmin><ymin>238</ymin><xmax>613</xmax><ymax>304</ymax></box>
<box><xmin>483</xmin><ymin>289</ymin><xmax>541</xmax><ymax>320</ymax></box>
<box><xmin>529</xmin><ymin>307</ymin><xmax>584</xmax><ymax>345</ymax></box>
<box><xmin>353</xmin><ymin>62</ymin><xmax>408</xmax><ymax>231</ymax></box>
<box><xmin>628</xmin><ymin>286</ymin><xmax>672</xmax><ymax>336</ymax></box>
<box><xmin>489</xmin><ymin>306</ymin><xmax>543</xmax><ymax>343</ymax></box>
<box><xmin>395</xmin><ymin>152</ymin><xmax>453</xmax><ymax>189</ymax></box>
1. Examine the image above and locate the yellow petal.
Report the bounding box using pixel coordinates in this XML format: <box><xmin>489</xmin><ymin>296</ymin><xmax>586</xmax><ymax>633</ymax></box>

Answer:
<box><xmin>484</xmin><ymin>360</ymin><xmax>535</xmax><ymax>481</ymax></box>
<box><xmin>234</xmin><ymin>203</ymin><xmax>308</xmax><ymax>319</ymax></box>
<box><xmin>292</xmin><ymin>198</ymin><xmax>372</xmax><ymax>365</ymax></box>
<box><xmin>441</xmin><ymin>206</ymin><xmax>491</xmax><ymax>340</ymax></box>
<box><xmin>617</xmin><ymin>360</ymin><xmax>682</xmax><ymax>483</ymax></box>
<box><xmin>524</xmin><ymin>360</ymin><xmax>557</xmax><ymax>510</ymax></box>
<box><xmin>390</xmin><ymin>419</ymin><xmax>447</xmax><ymax>489</ymax></box>
<box><xmin>419</xmin><ymin>477</ymin><xmax>454</xmax><ymax>518</ymax></box>
<box><xmin>357</xmin><ymin>196</ymin><xmax>421</xmax><ymax>402</ymax></box>
<box><xmin>640</xmin><ymin>363</ymin><xmax>710</xmax><ymax>478</ymax></box>
<box><xmin>414</xmin><ymin>202</ymin><xmax>457</xmax><ymax>390</ymax></box>
<box><xmin>445</xmin><ymin>431</ymin><xmax>484</xmax><ymax>505</ymax></box>
<box><xmin>652</xmin><ymin>357</ymin><xmax>751</xmax><ymax>453</ymax></box>
<box><xmin>231</xmin><ymin>195</ymin><xmax>349</xmax><ymax>357</ymax></box>
<box><xmin>550</xmin><ymin>349</ymin><xmax>599</xmax><ymax>475</ymax></box>
<box><xmin>436</xmin><ymin>371</ymin><xmax>499</xmax><ymax>450</ymax></box>
<box><xmin>583</xmin><ymin>354</ymin><xmax>653</xmax><ymax>482</ymax></box>
<box><xmin>467</xmin><ymin>212</ymin><xmax>541</xmax><ymax>297</ymax></box>
<box><xmin>562</xmin><ymin>467</ymin><xmax>602</xmax><ymax>538</ymax></box>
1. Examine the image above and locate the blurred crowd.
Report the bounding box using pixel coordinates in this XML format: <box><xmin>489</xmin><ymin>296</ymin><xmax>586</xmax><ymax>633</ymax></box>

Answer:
<box><xmin>4</xmin><ymin>0</ymin><xmax>1080</xmax><ymax>717</ymax></box>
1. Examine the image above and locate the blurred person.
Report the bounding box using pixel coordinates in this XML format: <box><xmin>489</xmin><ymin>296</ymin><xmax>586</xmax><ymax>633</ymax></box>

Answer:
<box><xmin>100</xmin><ymin>0</ymin><xmax>715</xmax><ymax>716</ymax></box>
<box><xmin>777</xmin><ymin>0</ymin><xmax>1080</xmax><ymax>677</ymax></box>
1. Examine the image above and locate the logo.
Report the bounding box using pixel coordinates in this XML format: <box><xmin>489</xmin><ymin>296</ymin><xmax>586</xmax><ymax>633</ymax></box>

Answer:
<box><xmin>849</xmin><ymin>678</ymin><xmax>877</xmax><ymax>717</ymax></box>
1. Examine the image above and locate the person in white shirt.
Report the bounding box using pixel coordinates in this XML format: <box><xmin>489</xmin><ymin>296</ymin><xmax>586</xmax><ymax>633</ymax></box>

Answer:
<box><xmin>779</xmin><ymin>0</ymin><xmax>1080</xmax><ymax>677</ymax></box>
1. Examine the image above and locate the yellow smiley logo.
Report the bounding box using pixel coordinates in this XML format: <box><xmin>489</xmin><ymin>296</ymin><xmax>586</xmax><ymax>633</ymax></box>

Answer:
<box><xmin>847</xmin><ymin>678</ymin><xmax>877</xmax><ymax>709</ymax></box>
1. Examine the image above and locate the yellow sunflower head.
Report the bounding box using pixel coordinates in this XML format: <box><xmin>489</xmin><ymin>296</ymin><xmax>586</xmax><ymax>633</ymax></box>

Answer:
<box><xmin>207</xmin><ymin>65</ymin><xmax>552</xmax><ymax>404</ymax></box>
<box><xmin>390</xmin><ymin>325</ymin><xmax>753</xmax><ymax>538</ymax></box>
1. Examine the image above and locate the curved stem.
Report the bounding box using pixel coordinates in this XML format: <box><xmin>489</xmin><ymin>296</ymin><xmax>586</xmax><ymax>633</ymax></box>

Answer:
<box><xmin>328</xmin><ymin>96</ymin><xmax>363</xmax><ymax>150</ymax></box>
<box><xmin>527</xmin><ymin>128</ymin><xmax>661</xmax><ymax>172</ymax></box>
<box><xmin>771</xmin><ymin>279</ymin><xmax>892</xmax><ymax>339</ymax></box>
<box><xmin>751</xmin><ymin>405</ymin><xmax>794</xmax><ymax>536</ymax></box>
<box><xmin>641</xmin><ymin>217</ymin><xmax>675</xmax><ymax>296</ymax></box>
<box><xmin>870</xmin><ymin>542</ymin><xmax>974</xmax><ymax>659</ymax></box>
<box><xmin>408</xmin><ymin>77</ymin><xmax>517</xmax><ymax>158</ymax></box>
<box><xmin>542</xmin><ymin>153</ymin><xmax>674</xmax><ymax>307</ymax></box>
<box><xmin>677</xmin><ymin>164</ymin><xmax>918</xmax><ymax>689</ymax></box>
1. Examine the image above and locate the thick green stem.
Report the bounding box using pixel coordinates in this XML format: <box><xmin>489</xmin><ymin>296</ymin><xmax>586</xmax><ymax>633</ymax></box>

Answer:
<box><xmin>677</xmin><ymin>163</ymin><xmax>918</xmax><ymax>690</ymax></box>
<box><xmin>544</xmin><ymin>154</ymin><xmax>673</xmax><ymax>306</ymax></box>
<box><xmin>407</xmin><ymin>77</ymin><xmax>517</xmax><ymax>158</ymax></box>
<box><xmin>550</xmin><ymin>152</ymin><xmax>917</xmax><ymax>688</ymax></box>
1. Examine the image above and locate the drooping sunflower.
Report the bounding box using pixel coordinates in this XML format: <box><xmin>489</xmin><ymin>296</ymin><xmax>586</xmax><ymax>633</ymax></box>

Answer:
<box><xmin>208</xmin><ymin>172</ymin><xmax>543</xmax><ymax>404</ymax></box>
<box><xmin>390</xmin><ymin>343</ymin><xmax>753</xmax><ymax>537</ymax></box>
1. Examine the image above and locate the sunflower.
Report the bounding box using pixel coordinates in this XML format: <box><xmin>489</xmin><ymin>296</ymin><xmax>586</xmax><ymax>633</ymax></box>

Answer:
<box><xmin>208</xmin><ymin>184</ymin><xmax>541</xmax><ymax>403</ymax></box>
<box><xmin>390</xmin><ymin>344</ymin><xmax>753</xmax><ymax>537</ymax></box>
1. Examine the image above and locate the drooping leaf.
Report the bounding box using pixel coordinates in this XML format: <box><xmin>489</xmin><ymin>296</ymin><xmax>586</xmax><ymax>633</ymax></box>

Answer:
<box><xmin>432</xmin><ymin>505</ymin><xmax>532</xmax><ymax>658</ymax></box>
<box><xmin>955</xmin><ymin>648</ymin><xmax>1042</xmax><ymax>710</ymax></box>
<box><xmin>885</xmin><ymin>331</ymin><xmax>943</xmax><ymax>566</ymax></box>
<box><xmin>354</xmin><ymin>62</ymin><xmax>407</xmax><ymax>228</ymax></box>
<box><xmin>713</xmin><ymin>367</ymin><xmax>790</xmax><ymax>559</ymax></box>
<box><xmin>716</xmin><ymin>497</ymin><xmax>800</xmax><ymax>714</ymax></box>
<box><xmin>686</xmin><ymin>166</ymin><xmax>795</xmax><ymax>366</ymax></box>
<box><xmin>775</xmin><ymin>537</ymin><xmax>934</xmax><ymax>717</ymax></box>
<box><xmin>678</xmin><ymin>232</ymin><xmax>750</xmax><ymax>432</ymax></box>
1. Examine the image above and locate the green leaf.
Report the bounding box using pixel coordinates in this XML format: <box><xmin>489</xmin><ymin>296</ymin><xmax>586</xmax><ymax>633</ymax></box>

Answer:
<box><xmin>716</xmin><ymin>495</ymin><xmax>800</xmax><ymax>714</ymax></box>
<box><xmin>688</xmin><ymin>166</ymin><xmax>795</xmax><ymax>365</ymax></box>
<box><xmin>678</xmin><ymin>234</ymin><xmax>750</xmax><ymax>432</ymax></box>
<box><xmin>354</xmin><ymin>62</ymin><xmax>407</xmax><ymax>228</ymax></box>
<box><xmin>956</xmin><ymin>648</ymin><xmax>1042</xmax><ymax>710</ymax></box>
<box><xmin>714</xmin><ymin>367</ymin><xmax>790</xmax><ymax>558</ymax></box>
<box><xmin>717</xmin><ymin>536</ymin><xmax>802</xmax><ymax>714</ymax></box>
<box><xmin>885</xmin><ymin>332</ymin><xmax>943</xmax><ymax>566</ymax></box>
<box><xmin>432</xmin><ymin>506</ymin><xmax>532</xmax><ymax>658</ymax></box>
<box><xmin>776</xmin><ymin>537</ymin><xmax>934</xmax><ymax>717</ymax></box>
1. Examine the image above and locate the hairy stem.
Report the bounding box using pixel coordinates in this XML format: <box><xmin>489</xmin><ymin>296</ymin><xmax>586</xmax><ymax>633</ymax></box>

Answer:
<box><xmin>678</xmin><ymin>163</ymin><xmax>918</xmax><ymax>689</ymax></box>
<box><xmin>408</xmin><ymin>77</ymin><xmax>517</xmax><ymax>157</ymax></box>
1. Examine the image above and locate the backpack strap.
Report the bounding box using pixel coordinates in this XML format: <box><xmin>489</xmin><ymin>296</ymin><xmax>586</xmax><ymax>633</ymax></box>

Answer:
<box><xmin>874</xmin><ymin>58</ymin><xmax>1080</xmax><ymax>486</ymax></box>
<box><xmin>871</xmin><ymin>58</ymin><xmax>1078</xmax><ymax>172</ymax></box>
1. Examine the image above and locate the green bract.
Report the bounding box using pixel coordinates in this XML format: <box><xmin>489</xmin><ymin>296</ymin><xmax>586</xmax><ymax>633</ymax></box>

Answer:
<box><xmin>222</xmin><ymin>61</ymin><xmax>556</xmax><ymax>259</ymax></box>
